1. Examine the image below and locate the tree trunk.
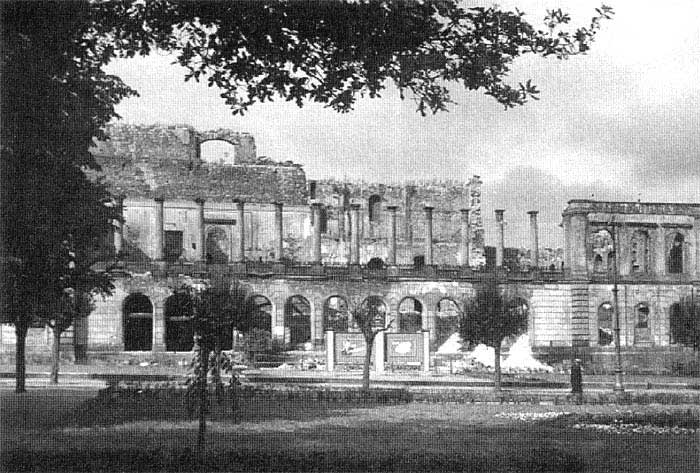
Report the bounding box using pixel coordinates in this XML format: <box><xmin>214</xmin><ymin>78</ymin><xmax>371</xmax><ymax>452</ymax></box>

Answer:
<box><xmin>362</xmin><ymin>334</ymin><xmax>374</xmax><ymax>392</ymax></box>
<box><xmin>50</xmin><ymin>327</ymin><xmax>61</xmax><ymax>384</ymax></box>
<box><xmin>15</xmin><ymin>323</ymin><xmax>28</xmax><ymax>394</ymax></box>
<box><xmin>494</xmin><ymin>344</ymin><xmax>502</xmax><ymax>392</ymax></box>
<box><xmin>197</xmin><ymin>344</ymin><xmax>209</xmax><ymax>462</ymax></box>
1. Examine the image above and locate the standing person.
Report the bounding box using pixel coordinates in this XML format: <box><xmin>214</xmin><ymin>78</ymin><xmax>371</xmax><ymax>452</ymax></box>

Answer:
<box><xmin>571</xmin><ymin>359</ymin><xmax>583</xmax><ymax>396</ymax></box>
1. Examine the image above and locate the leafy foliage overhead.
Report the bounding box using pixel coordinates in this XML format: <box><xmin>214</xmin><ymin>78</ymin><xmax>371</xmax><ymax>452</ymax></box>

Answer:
<box><xmin>95</xmin><ymin>0</ymin><xmax>613</xmax><ymax>115</ymax></box>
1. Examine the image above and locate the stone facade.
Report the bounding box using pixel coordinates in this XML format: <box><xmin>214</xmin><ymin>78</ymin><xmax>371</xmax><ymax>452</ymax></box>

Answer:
<box><xmin>3</xmin><ymin>126</ymin><xmax>699</xmax><ymax>374</ymax></box>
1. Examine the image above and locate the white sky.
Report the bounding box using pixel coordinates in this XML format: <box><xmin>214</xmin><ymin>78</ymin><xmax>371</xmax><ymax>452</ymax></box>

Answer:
<box><xmin>106</xmin><ymin>0</ymin><xmax>700</xmax><ymax>248</ymax></box>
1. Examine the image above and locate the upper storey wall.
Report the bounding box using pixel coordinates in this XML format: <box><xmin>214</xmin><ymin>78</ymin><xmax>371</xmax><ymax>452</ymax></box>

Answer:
<box><xmin>89</xmin><ymin>124</ymin><xmax>307</xmax><ymax>205</ymax></box>
<box><xmin>91</xmin><ymin>124</ymin><xmax>257</xmax><ymax>164</ymax></box>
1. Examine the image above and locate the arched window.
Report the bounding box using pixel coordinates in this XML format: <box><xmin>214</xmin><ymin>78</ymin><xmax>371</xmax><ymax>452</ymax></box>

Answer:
<box><xmin>123</xmin><ymin>294</ymin><xmax>153</xmax><ymax>351</ymax></box>
<box><xmin>630</xmin><ymin>230</ymin><xmax>649</xmax><ymax>274</ymax></box>
<box><xmin>285</xmin><ymin>295</ymin><xmax>311</xmax><ymax>346</ymax></box>
<box><xmin>200</xmin><ymin>140</ymin><xmax>237</xmax><ymax>165</ymax></box>
<box><xmin>398</xmin><ymin>297</ymin><xmax>423</xmax><ymax>332</ymax></box>
<box><xmin>323</xmin><ymin>295</ymin><xmax>349</xmax><ymax>332</ymax></box>
<box><xmin>368</xmin><ymin>195</ymin><xmax>382</xmax><ymax>222</ymax></box>
<box><xmin>668</xmin><ymin>233</ymin><xmax>684</xmax><ymax>274</ymax></box>
<box><xmin>592</xmin><ymin>229</ymin><xmax>614</xmax><ymax>273</ymax></box>
<box><xmin>593</xmin><ymin>254</ymin><xmax>604</xmax><ymax>273</ymax></box>
<box><xmin>248</xmin><ymin>295</ymin><xmax>273</xmax><ymax>333</ymax></box>
<box><xmin>360</xmin><ymin>296</ymin><xmax>388</xmax><ymax>329</ymax></box>
<box><xmin>206</xmin><ymin>226</ymin><xmax>229</xmax><ymax>263</ymax></box>
<box><xmin>636</xmin><ymin>303</ymin><xmax>650</xmax><ymax>329</ymax></box>
<box><xmin>435</xmin><ymin>298</ymin><xmax>461</xmax><ymax>350</ymax></box>
<box><xmin>165</xmin><ymin>293</ymin><xmax>194</xmax><ymax>352</ymax></box>
<box><xmin>597</xmin><ymin>302</ymin><xmax>614</xmax><ymax>346</ymax></box>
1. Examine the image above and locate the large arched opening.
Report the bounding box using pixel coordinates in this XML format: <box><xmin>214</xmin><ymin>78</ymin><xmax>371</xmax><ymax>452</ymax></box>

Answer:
<box><xmin>285</xmin><ymin>295</ymin><xmax>312</xmax><ymax>347</ymax></box>
<box><xmin>435</xmin><ymin>298</ymin><xmax>461</xmax><ymax>350</ymax></box>
<box><xmin>200</xmin><ymin>139</ymin><xmax>237</xmax><ymax>165</ymax></box>
<box><xmin>634</xmin><ymin>302</ymin><xmax>651</xmax><ymax>345</ymax></box>
<box><xmin>359</xmin><ymin>296</ymin><xmax>388</xmax><ymax>330</ymax></box>
<box><xmin>597</xmin><ymin>302</ymin><xmax>614</xmax><ymax>346</ymax></box>
<box><xmin>248</xmin><ymin>295</ymin><xmax>273</xmax><ymax>333</ymax></box>
<box><xmin>165</xmin><ymin>293</ymin><xmax>194</xmax><ymax>351</ymax></box>
<box><xmin>123</xmin><ymin>294</ymin><xmax>153</xmax><ymax>351</ymax></box>
<box><xmin>397</xmin><ymin>297</ymin><xmax>423</xmax><ymax>332</ymax></box>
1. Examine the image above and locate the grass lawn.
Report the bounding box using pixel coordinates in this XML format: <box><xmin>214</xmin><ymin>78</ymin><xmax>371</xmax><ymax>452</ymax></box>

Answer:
<box><xmin>1</xmin><ymin>387</ymin><xmax>698</xmax><ymax>472</ymax></box>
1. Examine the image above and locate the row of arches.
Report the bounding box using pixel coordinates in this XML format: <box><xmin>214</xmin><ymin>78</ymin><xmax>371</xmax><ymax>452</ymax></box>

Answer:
<box><xmin>122</xmin><ymin>292</ymin><xmax>469</xmax><ymax>352</ymax></box>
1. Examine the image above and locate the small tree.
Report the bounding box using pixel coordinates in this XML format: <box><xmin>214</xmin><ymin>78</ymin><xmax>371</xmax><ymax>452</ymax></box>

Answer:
<box><xmin>46</xmin><ymin>289</ymin><xmax>94</xmax><ymax>384</ymax></box>
<box><xmin>174</xmin><ymin>281</ymin><xmax>252</xmax><ymax>461</ymax></box>
<box><xmin>350</xmin><ymin>297</ymin><xmax>393</xmax><ymax>391</ymax></box>
<box><xmin>670</xmin><ymin>295</ymin><xmax>700</xmax><ymax>354</ymax></box>
<box><xmin>459</xmin><ymin>280</ymin><xmax>528</xmax><ymax>391</ymax></box>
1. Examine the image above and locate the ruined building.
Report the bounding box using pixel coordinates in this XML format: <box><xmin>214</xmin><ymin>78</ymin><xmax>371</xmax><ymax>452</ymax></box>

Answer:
<box><xmin>1</xmin><ymin>124</ymin><xmax>698</xmax><ymax>373</ymax></box>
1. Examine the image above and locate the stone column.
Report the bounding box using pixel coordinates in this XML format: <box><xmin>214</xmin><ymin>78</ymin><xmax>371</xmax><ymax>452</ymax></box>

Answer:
<box><xmin>351</xmin><ymin>203</ymin><xmax>361</xmax><ymax>264</ymax></box>
<box><xmin>235</xmin><ymin>199</ymin><xmax>245</xmax><ymax>262</ymax></box>
<box><xmin>312</xmin><ymin>203</ymin><xmax>323</xmax><ymax>264</ymax></box>
<box><xmin>459</xmin><ymin>208</ymin><xmax>470</xmax><ymax>266</ymax></box>
<box><xmin>528</xmin><ymin>210</ymin><xmax>539</xmax><ymax>269</ymax></box>
<box><xmin>154</xmin><ymin>197</ymin><xmax>165</xmax><ymax>261</ymax></box>
<box><xmin>424</xmin><ymin>205</ymin><xmax>434</xmax><ymax>265</ymax></box>
<box><xmin>274</xmin><ymin>202</ymin><xmax>284</xmax><ymax>262</ymax></box>
<box><xmin>495</xmin><ymin>209</ymin><xmax>505</xmax><ymax>267</ymax></box>
<box><xmin>113</xmin><ymin>196</ymin><xmax>124</xmax><ymax>258</ymax></box>
<box><xmin>195</xmin><ymin>198</ymin><xmax>206</xmax><ymax>262</ymax></box>
<box><xmin>387</xmin><ymin>205</ymin><xmax>398</xmax><ymax>265</ymax></box>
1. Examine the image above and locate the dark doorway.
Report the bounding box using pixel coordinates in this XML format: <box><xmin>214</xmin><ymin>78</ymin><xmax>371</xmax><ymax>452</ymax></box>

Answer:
<box><xmin>669</xmin><ymin>234</ymin><xmax>684</xmax><ymax>274</ymax></box>
<box><xmin>165</xmin><ymin>293</ymin><xmax>194</xmax><ymax>351</ymax></box>
<box><xmin>123</xmin><ymin>294</ymin><xmax>153</xmax><ymax>351</ymax></box>
<box><xmin>285</xmin><ymin>295</ymin><xmax>311</xmax><ymax>346</ymax></box>
<box><xmin>164</xmin><ymin>230</ymin><xmax>183</xmax><ymax>262</ymax></box>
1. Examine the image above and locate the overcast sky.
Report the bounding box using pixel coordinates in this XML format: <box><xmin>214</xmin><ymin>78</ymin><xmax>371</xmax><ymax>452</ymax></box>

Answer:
<box><xmin>106</xmin><ymin>0</ymin><xmax>700</xmax><ymax>248</ymax></box>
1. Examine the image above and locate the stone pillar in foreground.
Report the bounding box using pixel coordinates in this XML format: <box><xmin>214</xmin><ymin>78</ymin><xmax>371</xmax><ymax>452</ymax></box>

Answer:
<box><xmin>387</xmin><ymin>205</ymin><xmax>398</xmax><ymax>265</ymax></box>
<box><xmin>351</xmin><ymin>203</ymin><xmax>361</xmax><ymax>265</ymax></box>
<box><xmin>274</xmin><ymin>202</ymin><xmax>284</xmax><ymax>262</ymax></box>
<box><xmin>528</xmin><ymin>210</ymin><xmax>540</xmax><ymax>269</ymax></box>
<box><xmin>154</xmin><ymin>197</ymin><xmax>164</xmax><ymax>261</ymax></box>
<box><xmin>495</xmin><ymin>209</ymin><xmax>505</xmax><ymax>267</ymax></box>
<box><xmin>459</xmin><ymin>208</ymin><xmax>470</xmax><ymax>266</ymax></box>
<box><xmin>235</xmin><ymin>199</ymin><xmax>246</xmax><ymax>262</ymax></box>
<box><xmin>424</xmin><ymin>205</ymin><xmax>434</xmax><ymax>265</ymax></box>
<box><xmin>195</xmin><ymin>198</ymin><xmax>206</xmax><ymax>262</ymax></box>
<box><xmin>312</xmin><ymin>202</ymin><xmax>323</xmax><ymax>264</ymax></box>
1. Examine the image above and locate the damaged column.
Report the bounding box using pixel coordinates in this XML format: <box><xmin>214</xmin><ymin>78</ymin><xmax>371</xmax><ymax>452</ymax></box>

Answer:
<box><xmin>113</xmin><ymin>195</ymin><xmax>124</xmax><ymax>259</ymax></box>
<box><xmin>154</xmin><ymin>197</ymin><xmax>164</xmax><ymax>261</ymax></box>
<box><xmin>459</xmin><ymin>208</ymin><xmax>470</xmax><ymax>266</ymax></box>
<box><xmin>424</xmin><ymin>204</ymin><xmax>434</xmax><ymax>266</ymax></box>
<box><xmin>234</xmin><ymin>199</ymin><xmax>246</xmax><ymax>263</ymax></box>
<box><xmin>387</xmin><ymin>204</ymin><xmax>398</xmax><ymax>266</ymax></box>
<box><xmin>274</xmin><ymin>202</ymin><xmax>284</xmax><ymax>262</ymax></box>
<box><xmin>495</xmin><ymin>209</ymin><xmax>505</xmax><ymax>268</ymax></box>
<box><xmin>528</xmin><ymin>210</ymin><xmax>540</xmax><ymax>269</ymax></box>
<box><xmin>195</xmin><ymin>198</ymin><xmax>206</xmax><ymax>262</ymax></box>
<box><xmin>351</xmin><ymin>203</ymin><xmax>361</xmax><ymax>265</ymax></box>
<box><xmin>312</xmin><ymin>202</ymin><xmax>323</xmax><ymax>264</ymax></box>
